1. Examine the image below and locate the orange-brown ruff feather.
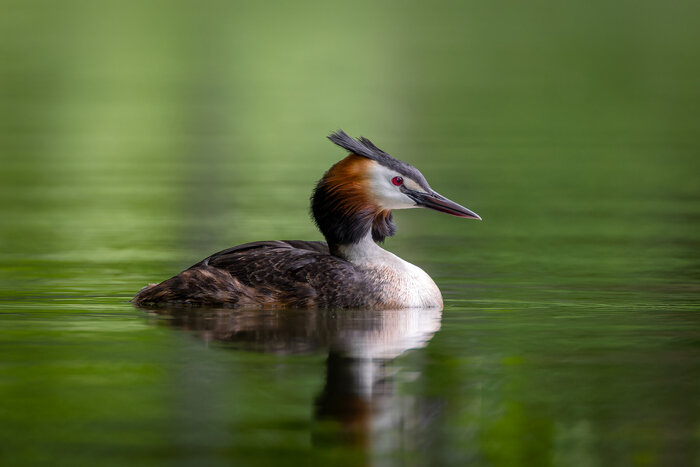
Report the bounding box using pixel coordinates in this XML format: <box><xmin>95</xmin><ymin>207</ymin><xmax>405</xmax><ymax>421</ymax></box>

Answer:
<box><xmin>318</xmin><ymin>154</ymin><xmax>374</xmax><ymax>217</ymax></box>
<box><xmin>313</xmin><ymin>155</ymin><xmax>393</xmax><ymax>251</ymax></box>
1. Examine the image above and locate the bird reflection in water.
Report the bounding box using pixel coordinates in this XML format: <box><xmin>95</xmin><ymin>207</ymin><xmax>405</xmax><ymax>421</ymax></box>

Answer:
<box><xmin>148</xmin><ymin>307</ymin><xmax>442</xmax><ymax>452</ymax></box>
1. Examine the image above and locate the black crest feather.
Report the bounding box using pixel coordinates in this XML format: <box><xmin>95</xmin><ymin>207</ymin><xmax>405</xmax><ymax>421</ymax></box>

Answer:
<box><xmin>328</xmin><ymin>130</ymin><xmax>390</xmax><ymax>161</ymax></box>
<box><xmin>327</xmin><ymin>130</ymin><xmax>431</xmax><ymax>191</ymax></box>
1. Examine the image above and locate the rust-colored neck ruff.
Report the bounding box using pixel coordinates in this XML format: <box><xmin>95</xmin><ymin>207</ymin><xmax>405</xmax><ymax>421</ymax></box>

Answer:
<box><xmin>311</xmin><ymin>155</ymin><xmax>396</xmax><ymax>256</ymax></box>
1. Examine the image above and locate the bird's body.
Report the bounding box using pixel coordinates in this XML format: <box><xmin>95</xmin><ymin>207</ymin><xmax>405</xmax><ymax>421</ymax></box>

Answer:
<box><xmin>134</xmin><ymin>237</ymin><xmax>441</xmax><ymax>309</ymax></box>
<box><xmin>133</xmin><ymin>131</ymin><xmax>480</xmax><ymax>310</ymax></box>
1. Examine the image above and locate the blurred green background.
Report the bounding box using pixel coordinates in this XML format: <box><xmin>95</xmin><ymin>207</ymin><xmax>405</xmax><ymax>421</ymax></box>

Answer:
<box><xmin>1</xmin><ymin>0</ymin><xmax>699</xmax><ymax>466</ymax></box>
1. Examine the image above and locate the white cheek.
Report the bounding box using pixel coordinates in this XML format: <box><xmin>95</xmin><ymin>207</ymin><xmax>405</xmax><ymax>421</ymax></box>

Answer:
<box><xmin>368</xmin><ymin>165</ymin><xmax>417</xmax><ymax>210</ymax></box>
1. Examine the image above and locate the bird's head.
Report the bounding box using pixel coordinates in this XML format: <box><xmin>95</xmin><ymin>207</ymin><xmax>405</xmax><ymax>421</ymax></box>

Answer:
<box><xmin>311</xmin><ymin>130</ymin><xmax>480</xmax><ymax>250</ymax></box>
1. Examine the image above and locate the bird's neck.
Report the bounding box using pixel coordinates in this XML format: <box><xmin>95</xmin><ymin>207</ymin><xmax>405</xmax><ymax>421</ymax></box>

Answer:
<box><xmin>311</xmin><ymin>155</ymin><xmax>396</xmax><ymax>257</ymax></box>
<box><xmin>313</xmin><ymin>205</ymin><xmax>395</xmax><ymax>258</ymax></box>
<box><xmin>334</xmin><ymin>232</ymin><xmax>393</xmax><ymax>263</ymax></box>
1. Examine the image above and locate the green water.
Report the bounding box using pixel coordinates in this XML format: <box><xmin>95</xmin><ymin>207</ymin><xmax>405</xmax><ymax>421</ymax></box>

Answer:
<box><xmin>1</xmin><ymin>1</ymin><xmax>699</xmax><ymax>465</ymax></box>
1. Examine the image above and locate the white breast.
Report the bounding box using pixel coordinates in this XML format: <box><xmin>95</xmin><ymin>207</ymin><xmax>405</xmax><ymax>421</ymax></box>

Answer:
<box><xmin>337</xmin><ymin>235</ymin><xmax>443</xmax><ymax>309</ymax></box>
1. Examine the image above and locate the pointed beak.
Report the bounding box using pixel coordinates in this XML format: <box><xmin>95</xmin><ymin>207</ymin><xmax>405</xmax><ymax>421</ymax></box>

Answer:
<box><xmin>406</xmin><ymin>189</ymin><xmax>481</xmax><ymax>220</ymax></box>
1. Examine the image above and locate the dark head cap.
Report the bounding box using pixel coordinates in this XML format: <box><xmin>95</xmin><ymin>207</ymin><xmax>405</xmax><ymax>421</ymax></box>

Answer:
<box><xmin>328</xmin><ymin>130</ymin><xmax>431</xmax><ymax>192</ymax></box>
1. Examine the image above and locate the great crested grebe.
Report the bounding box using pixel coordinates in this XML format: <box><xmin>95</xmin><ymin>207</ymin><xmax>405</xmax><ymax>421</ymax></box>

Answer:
<box><xmin>132</xmin><ymin>130</ymin><xmax>481</xmax><ymax>309</ymax></box>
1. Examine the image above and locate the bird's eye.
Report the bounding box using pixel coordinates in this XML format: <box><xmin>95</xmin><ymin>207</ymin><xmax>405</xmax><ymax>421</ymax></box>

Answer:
<box><xmin>392</xmin><ymin>176</ymin><xmax>403</xmax><ymax>186</ymax></box>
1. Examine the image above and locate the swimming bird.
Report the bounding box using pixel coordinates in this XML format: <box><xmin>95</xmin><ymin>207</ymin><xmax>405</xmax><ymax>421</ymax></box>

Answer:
<box><xmin>132</xmin><ymin>130</ymin><xmax>481</xmax><ymax>309</ymax></box>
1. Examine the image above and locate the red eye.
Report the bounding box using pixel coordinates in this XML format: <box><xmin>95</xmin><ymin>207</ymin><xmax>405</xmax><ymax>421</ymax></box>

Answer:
<box><xmin>392</xmin><ymin>176</ymin><xmax>403</xmax><ymax>186</ymax></box>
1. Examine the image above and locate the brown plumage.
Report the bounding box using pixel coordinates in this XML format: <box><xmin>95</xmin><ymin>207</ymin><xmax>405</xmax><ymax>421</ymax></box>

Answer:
<box><xmin>133</xmin><ymin>241</ymin><xmax>386</xmax><ymax>308</ymax></box>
